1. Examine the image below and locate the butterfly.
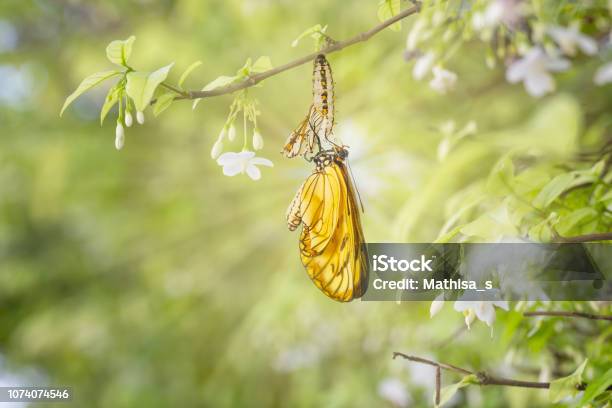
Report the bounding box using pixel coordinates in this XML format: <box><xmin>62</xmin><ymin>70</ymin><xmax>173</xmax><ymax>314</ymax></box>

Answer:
<box><xmin>286</xmin><ymin>147</ymin><xmax>368</xmax><ymax>302</ymax></box>
<box><xmin>282</xmin><ymin>54</ymin><xmax>339</xmax><ymax>159</ymax></box>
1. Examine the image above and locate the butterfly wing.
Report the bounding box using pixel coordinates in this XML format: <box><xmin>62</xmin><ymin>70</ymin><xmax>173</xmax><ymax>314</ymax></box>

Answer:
<box><xmin>287</xmin><ymin>161</ymin><xmax>368</xmax><ymax>302</ymax></box>
<box><xmin>282</xmin><ymin>105</ymin><xmax>319</xmax><ymax>158</ymax></box>
<box><xmin>287</xmin><ymin>165</ymin><xmax>340</xmax><ymax>251</ymax></box>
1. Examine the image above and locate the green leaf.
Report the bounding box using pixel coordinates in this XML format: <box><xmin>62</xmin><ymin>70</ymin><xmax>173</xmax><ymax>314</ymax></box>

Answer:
<box><xmin>556</xmin><ymin>208</ymin><xmax>598</xmax><ymax>235</ymax></box>
<box><xmin>153</xmin><ymin>92</ymin><xmax>175</xmax><ymax>117</ymax></box>
<box><xmin>549</xmin><ymin>359</ymin><xmax>588</xmax><ymax>403</ymax></box>
<box><xmin>486</xmin><ymin>155</ymin><xmax>515</xmax><ymax>196</ymax></box>
<box><xmin>106</xmin><ymin>36</ymin><xmax>135</xmax><ymax>66</ymax></box>
<box><xmin>598</xmin><ymin>188</ymin><xmax>612</xmax><ymax>204</ymax></box>
<box><xmin>202</xmin><ymin>75</ymin><xmax>238</xmax><ymax>92</ymax></box>
<box><xmin>291</xmin><ymin>24</ymin><xmax>327</xmax><ymax>48</ymax></box>
<box><xmin>590</xmin><ymin>159</ymin><xmax>606</xmax><ymax>177</ymax></box>
<box><xmin>100</xmin><ymin>84</ymin><xmax>121</xmax><ymax>125</ymax></box>
<box><xmin>251</xmin><ymin>56</ymin><xmax>272</xmax><ymax>73</ymax></box>
<box><xmin>237</xmin><ymin>58</ymin><xmax>253</xmax><ymax>77</ymax></box>
<box><xmin>378</xmin><ymin>0</ymin><xmax>402</xmax><ymax>32</ymax></box>
<box><xmin>60</xmin><ymin>70</ymin><xmax>121</xmax><ymax>116</ymax></box>
<box><xmin>192</xmin><ymin>75</ymin><xmax>238</xmax><ymax>110</ymax></box>
<box><xmin>178</xmin><ymin>61</ymin><xmax>202</xmax><ymax>88</ymax></box>
<box><xmin>435</xmin><ymin>374</ymin><xmax>477</xmax><ymax>407</ymax></box>
<box><xmin>126</xmin><ymin>63</ymin><xmax>174</xmax><ymax>112</ymax></box>
<box><xmin>460</xmin><ymin>205</ymin><xmax>518</xmax><ymax>240</ymax></box>
<box><xmin>435</xmin><ymin>224</ymin><xmax>464</xmax><ymax>243</ymax></box>
<box><xmin>532</xmin><ymin>173</ymin><xmax>575</xmax><ymax>209</ymax></box>
<box><xmin>580</xmin><ymin>367</ymin><xmax>612</xmax><ymax>405</ymax></box>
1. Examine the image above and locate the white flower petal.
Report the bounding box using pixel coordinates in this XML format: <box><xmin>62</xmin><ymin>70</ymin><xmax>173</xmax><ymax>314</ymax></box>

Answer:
<box><xmin>222</xmin><ymin>162</ymin><xmax>243</xmax><ymax>177</ymax></box>
<box><xmin>454</xmin><ymin>300</ymin><xmax>477</xmax><ymax>312</ymax></box>
<box><xmin>227</xmin><ymin>125</ymin><xmax>236</xmax><ymax>141</ymax></box>
<box><xmin>464</xmin><ymin>309</ymin><xmax>475</xmax><ymax>329</ymax></box>
<box><xmin>594</xmin><ymin>62</ymin><xmax>612</xmax><ymax>85</ymax></box>
<box><xmin>115</xmin><ymin>123</ymin><xmax>125</xmax><ymax>150</ymax></box>
<box><xmin>136</xmin><ymin>110</ymin><xmax>145</xmax><ymax>125</ymax></box>
<box><xmin>474</xmin><ymin>303</ymin><xmax>496</xmax><ymax>327</ymax></box>
<box><xmin>216</xmin><ymin>150</ymin><xmax>272</xmax><ymax>180</ymax></box>
<box><xmin>546</xmin><ymin>57</ymin><xmax>570</xmax><ymax>72</ymax></box>
<box><xmin>412</xmin><ymin>52</ymin><xmax>435</xmax><ymax>80</ymax></box>
<box><xmin>524</xmin><ymin>71</ymin><xmax>554</xmax><ymax>97</ymax></box>
<box><xmin>250</xmin><ymin>157</ymin><xmax>274</xmax><ymax>167</ymax></box>
<box><xmin>429</xmin><ymin>66</ymin><xmax>457</xmax><ymax>94</ymax></box>
<box><xmin>549</xmin><ymin>26</ymin><xmax>597</xmax><ymax>56</ymax></box>
<box><xmin>430</xmin><ymin>294</ymin><xmax>445</xmax><ymax>318</ymax></box>
<box><xmin>217</xmin><ymin>152</ymin><xmax>240</xmax><ymax>166</ymax></box>
<box><xmin>577</xmin><ymin>35</ymin><xmax>598</xmax><ymax>55</ymax></box>
<box><xmin>252</xmin><ymin>131</ymin><xmax>264</xmax><ymax>150</ymax></box>
<box><xmin>210</xmin><ymin>140</ymin><xmax>223</xmax><ymax>159</ymax></box>
<box><xmin>506</xmin><ymin>58</ymin><xmax>529</xmax><ymax>83</ymax></box>
<box><xmin>493</xmin><ymin>300</ymin><xmax>509</xmax><ymax>311</ymax></box>
<box><xmin>237</xmin><ymin>150</ymin><xmax>256</xmax><ymax>160</ymax></box>
<box><xmin>246</xmin><ymin>164</ymin><xmax>261</xmax><ymax>180</ymax></box>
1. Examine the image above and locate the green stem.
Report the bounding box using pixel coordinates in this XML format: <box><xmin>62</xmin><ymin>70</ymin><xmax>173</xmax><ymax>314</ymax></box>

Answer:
<box><xmin>161</xmin><ymin>82</ymin><xmax>188</xmax><ymax>96</ymax></box>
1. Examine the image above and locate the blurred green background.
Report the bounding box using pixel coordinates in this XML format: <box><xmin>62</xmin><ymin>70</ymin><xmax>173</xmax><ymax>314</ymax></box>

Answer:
<box><xmin>0</xmin><ymin>1</ymin><xmax>610</xmax><ymax>407</ymax></box>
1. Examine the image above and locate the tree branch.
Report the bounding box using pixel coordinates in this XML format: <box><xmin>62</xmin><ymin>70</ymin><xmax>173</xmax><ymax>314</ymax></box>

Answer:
<box><xmin>524</xmin><ymin>311</ymin><xmax>612</xmax><ymax>321</ymax></box>
<box><xmin>392</xmin><ymin>352</ymin><xmax>612</xmax><ymax>392</ymax></box>
<box><xmin>552</xmin><ymin>231</ymin><xmax>612</xmax><ymax>243</ymax></box>
<box><xmin>178</xmin><ymin>4</ymin><xmax>421</xmax><ymax>101</ymax></box>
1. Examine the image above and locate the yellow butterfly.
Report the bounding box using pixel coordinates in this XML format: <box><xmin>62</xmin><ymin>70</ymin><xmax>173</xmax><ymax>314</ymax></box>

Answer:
<box><xmin>282</xmin><ymin>55</ymin><xmax>337</xmax><ymax>158</ymax></box>
<box><xmin>286</xmin><ymin>148</ymin><xmax>368</xmax><ymax>302</ymax></box>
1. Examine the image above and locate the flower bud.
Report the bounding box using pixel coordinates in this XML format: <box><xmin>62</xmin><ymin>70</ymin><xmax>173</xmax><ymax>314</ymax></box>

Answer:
<box><xmin>227</xmin><ymin>124</ymin><xmax>236</xmax><ymax>141</ymax></box>
<box><xmin>210</xmin><ymin>139</ymin><xmax>223</xmax><ymax>159</ymax></box>
<box><xmin>252</xmin><ymin>130</ymin><xmax>264</xmax><ymax>150</ymax></box>
<box><xmin>125</xmin><ymin>112</ymin><xmax>133</xmax><ymax>127</ymax></box>
<box><xmin>115</xmin><ymin>122</ymin><xmax>125</xmax><ymax>150</ymax></box>
<box><xmin>218</xmin><ymin>127</ymin><xmax>227</xmax><ymax>141</ymax></box>
<box><xmin>136</xmin><ymin>110</ymin><xmax>145</xmax><ymax>125</ymax></box>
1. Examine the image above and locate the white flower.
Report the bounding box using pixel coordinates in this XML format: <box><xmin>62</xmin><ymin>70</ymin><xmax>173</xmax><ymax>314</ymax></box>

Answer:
<box><xmin>454</xmin><ymin>298</ymin><xmax>509</xmax><ymax>329</ymax></box>
<box><xmin>412</xmin><ymin>52</ymin><xmax>435</xmax><ymax>80</ymax></box>
<box><xmin>227</xmin><ymin>124</ymin><xmax>236</xmax><ymax>141</ymax></box>
<box><xmin>210</xmin><ymin>139</ymin><xmax>223</xmax><ymax>159</ymax></box>
<box><xmin>429</xmin><ymin>66</ymin><xmax>457</xmax><ymax>94</ymax></box>
<box><xmin>378</xmin><ymin>378</ymin><xmax>411</xmax><ymax>408</ymax></box>
<box><xmin>217</xmin><ymin>150</ymin><xmax>273</xmax><ymax>180</ymax></box>
<box><xmin>252</xmin><ymin>129</ymin><xmax>264</xmax><ymax>150</ymax></box>
<box><xmin>136</xmin><ymin>110</ymin><xmax>145</xmax><ymax>125</ymax></box>
<box><xmin>548</xmin><ymin>25</ymin><xmax>597</xmax><ymax>56</ymax></box>
<box><xmin>115</xmin><ymin>122</ymin><xmax>125</xmax><ymax>150</ymax></box>
<box><xmin>406</xmin><ymin>19</ymin><xmax>427</xmax><ymax>52</ymax></box>
<box><xmin>506</xmin><ymin>48</ymin><xmax>570</xmax><ymax>97</ymax></box>
<box><xmin>473</xmin><ymin>0</ymin><xmax>524</xmax><ymax>30</ymax></box>
<box><xmin>124</xmin><ymin>112</ymin><xmax>133</xmax><ymax>127</ymax></box>
<box><xmin>594</xmin><ymin>62</ymin><xmax>612</xmax><ymax>85</ymax></box>
<box><xmin>430</xmin><ymin>294</ymin><xmax>445</xmax><ymax>317</ymax></box>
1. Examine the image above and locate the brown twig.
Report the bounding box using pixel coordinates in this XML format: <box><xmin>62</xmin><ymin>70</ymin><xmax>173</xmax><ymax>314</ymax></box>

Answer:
<box><xmin>174</xmin><ymin>5</ymin><xmax>421</xmax><ymax>101</ymax></box>
<box><xmin>435</xmin><ymin>366</ymin><xmax>441</xmax><ymax>405</ymax></box>
<box><xmin>524</xmin><ymin>311</ymin><xmax>612</xmax><ymax>321</ymax></box>
<box><xmin>552</xmin><ymin>231</ymin><xmax>612</xmax><ymax>243</ymax></box>
<box><xmin>392</xmin><ymin>353</ymin><xmax>612</xmax><ymax>392</ymax></box>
